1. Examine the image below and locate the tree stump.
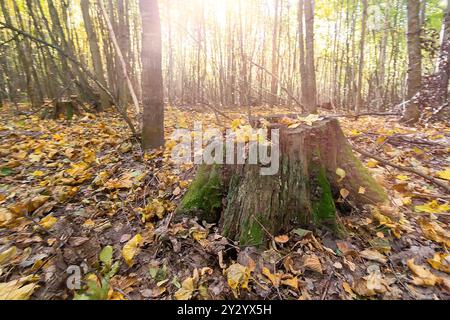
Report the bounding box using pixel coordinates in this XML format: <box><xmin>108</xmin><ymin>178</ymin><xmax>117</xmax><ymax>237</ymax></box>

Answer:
<box><xmin>41</xmin><ymin>96</ymin><xmax>81</xmax><ymax>120</ymax></box>
<box><xmin>177</xmin><ymin>118</ymin><xmax>388</xmax><ymax>247</ymax></box>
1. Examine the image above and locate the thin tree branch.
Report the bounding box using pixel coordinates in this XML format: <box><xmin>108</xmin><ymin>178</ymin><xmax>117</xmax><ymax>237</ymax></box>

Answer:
<box><xmin>353</xmin><ymin>146</ymin><xmax>450</xmax><ymax>193</ymax></box>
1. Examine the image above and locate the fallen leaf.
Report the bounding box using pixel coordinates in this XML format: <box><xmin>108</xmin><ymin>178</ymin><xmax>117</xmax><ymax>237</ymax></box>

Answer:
<box><xmin>436</xmin><ymin>168</ymin><xmax>450</xmax><ymax>181</ymax></box>
<box><xmin>340</xmin><ymin>188</ymin><xmax>350</xmax><ymax>199</ymax></box>
<box><xmin>415</xmin><ymin>201</ymin><xmax>450</xmax><ymax>214</ymax></box>
<box><xmin>174</xmin><ymin>276</ymin><xmax>195</xmax><ymax>300</ymax></box>
<box><xmin>0</xmin><ymin>246</ymin><xmax>17</xmax><ymax>265</ymax></box>
<box><xmin>336</xmin><ymin>168</ymin><xmax>346</xmax><ymax>182</ymax></box>
<box><xmin>419</xmin><ymin>218</ymin><xmax>450</xmax><ymax>247</ymax></box>
<box><xmin>360</xmin><ymin>249</ymin><xmax>387</xmax><ymax>264</ymax></box>
<box><xmin>39</xmin><ymin>214</ymin><xmax>57</xmax><ymax>230</ymax></box>
<box><xmin>302</xmin><ymin>255</ymin><xmax>323</xmax><ymax>274</ymax></box>
<box><xmin>366</xmin><ymin>159</ymin><xmax>379</xmax><ymax>168</ymax></box>
<box><xmin>407</xmin><ymin>258</ymin><xmax>439</xmax><ymax>287</ymax></box>
<box><xmin>262</xmin><ymin>267</ymin><xmax>283</xmax><ymax>288</ymax></box>
<box><xmin>281</xmin><ymin>277</ymin><xmax>299</xmax><ymax>290</ymax></box>
<box><xmin>225</xmin><ymin>263</ymin><xmax>251</xmax><ymax>297</ymax></box>
<box><xmin>122</xmin><ymin>234</ymin><xmax>143</xmax><ymax>267</ymax></box>
<box><xmin>428</xmin><ymin>252</ymin><xmax>450</xmax><ymax>274</ymax></box>
<box><xmin>0</xmin><ymin>275</ymin><xmax>40</xmax><ymax>300</ymax></box>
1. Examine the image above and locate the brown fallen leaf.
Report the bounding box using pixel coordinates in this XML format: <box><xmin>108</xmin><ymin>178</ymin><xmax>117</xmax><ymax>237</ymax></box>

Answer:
<box><xmin>359</xmin><ymin>249</ymin><xmax>387</xmax><ymax>264</ymax></box>
<box><xmin>302</xmin><ymin>254</ymin><xmax>323</xmax><ymax>274</ymax></box>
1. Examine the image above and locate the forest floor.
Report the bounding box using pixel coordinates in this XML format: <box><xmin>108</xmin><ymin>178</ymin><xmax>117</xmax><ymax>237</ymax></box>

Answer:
<box><xmin>0</xmin><ymin>104</ymin><xmax>449</xmax><ymax>300</ymax></box>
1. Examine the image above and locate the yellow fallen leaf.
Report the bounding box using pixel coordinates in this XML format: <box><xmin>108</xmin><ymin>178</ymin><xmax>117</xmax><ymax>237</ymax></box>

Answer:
<box><xmin>262</xmin><ymin>267</ymin><xmax>283</xmax><ymax>288</ymax></box>
<box><xmin>0</xmin><ymin>246</ymin><xmax>17</xmax><ymax>265</ymax></box>
<box><xmin>39</xmin><ymin>214</ymin><xmax>58</xmax><ymax>230</ymax></box>
<box><xmin>300</xmin><ymin>114</ymin><xmax>322</xmax><ymax>126</ymax></box>
<box><xmin>366</xmin><ymin>159</ymin><xmax>379</xmax><ymax>168</ymax></box>
<box><xmin>281</xmin><ymin>277</ymin><xmax>299</xmax><ymax>290</ymax></box>
<box><xmin>419</xmin><ymin>218</ymin><xmax>450</xmax><ymax>247</ymax></box>
<box><xmin>9</xmin><ymin>195</ymin><xmax>50</xmax><ymax>216</ymax></box>
<box><xmin>225</xmin><ymin>263</ymin><xmax>251</xmax><ymax>297</ymax></box>
<box><xmin>122</xmin><ymin>234</ymin><xmax>143</xmax><ymax>267</ymax></box>
<box><xmin>174</xmin><ymin>277</ymin><xmax>195</xmax><ymax>300</ymax></box>
<box><xmin>358</xmin><ymin>186</ymin><xmax>366</xmax><ymax>194</ymax></box>
<box><xmin>32</xmin><ymin>170</ymin><xmax>44</xmax><ymax>177</ymax></box>
<box><xmin>231</xmin><ymin>119</ymin><xmax>244</xmax><ymax>130</ymax></box>
<box><xmin>428</xmin><ymin>252</ymin><xmax>450</xmax><ymax>274</ymax></box>
<box><xmin>436</xmin><ymin>168</ymin><xmax>450</xmax><ymax>180</ymax></box>
<box><xmin>141</xmin><ymin>199</ymin><xmax>166</xmax><ymax>222</ymax></box>
<box><xmin>352</xmin><ymin>278</ymin><xmax>376</xmax><ymax>297</ymax></box>
<box><xmin>372</xmin><ymin>207</ymin><xmax>403</xmax><ymax>239</ymax></box>
<box><xmin>0</xmin><ymin>208</ymin><xmax>14</xmax><ymax>227</ymax></box>
<box><xmin>179</xmin><ymin>180</ymin><xmax>190</xmax><ymax>188</ymax></box>
<box><xmin>365</xmin><ymin>272</ymin><xmax>387</xmax><ymax>294</ymax></box>
<box><xmin>336</xmin><ymin>168</ymin><xmax>346</xmax><ymax>182</ymax></box>
<box><xmin>340</xmin><ymin>188</ymin><xmax>350</xmax><ymax>199</ymax></box>
<box><xmin>415</xmin><ymin>200</ymin><xmax>450</xmax><ymax>214</ymax></box>
<box><xmin>0</xmin><ymin>275</ymin><xmax>40</xmax><ymax>300</ymax></box>
<box><xmin>191</xmin><ymin>230</ymin><xmax>208</xmax><ymax>241</ymax></box>
<box><xmin>407</xmin><ymin>258</ymin><xmax>439</xmax><ymax>287</ymax></box>
<box><xmin>66</xmin><ymin>162</ymin><xmax>89</xmax><ymax>178</ymax></box>
<box><xmin>342</xmin><ymin>281</ymin><xmax>354</xmax><ymax>295</ymax></box>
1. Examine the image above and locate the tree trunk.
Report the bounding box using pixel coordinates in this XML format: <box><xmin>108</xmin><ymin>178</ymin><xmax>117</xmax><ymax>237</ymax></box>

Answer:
<box><xmin>140</xmin><ymin>0</ymin><xmax>165</xmax><ymax>150</ymax></box>
<box><xmin>80</xmin><ymin>0</ymin><xmax>110</xmax><ymax>111</ymax></box>
<box><xmin>177</xmin><ymin>118</ymin><xmax>387</xmax><ymax>247</ymax></box>
<box><xmin>402</xmin><ymin>0</ymin><xmax>422</xmax><ymax>124</ymax></box>
<box><xmin>0</xmin><ymin>0</ymin><xmax>40</xmax><ymax>108</ymax></box>
<box><xmin>270</xmin><ymin>0</ymin><xmax>280</xmax><ymax>106</ymax></box>
<box><xmin>355</xmin><ymin>0</ymin><xmax>368</xmax><ymax>114</ymax></box>
<box><xmin>437</xmin><ymin>4</ymin><xmax>450</xmax><ymax>104</ymax></box>
<box><xmin>301</xmin><ymin>0</ymin><xmax>317</xmax><ymax>113</ymax></box>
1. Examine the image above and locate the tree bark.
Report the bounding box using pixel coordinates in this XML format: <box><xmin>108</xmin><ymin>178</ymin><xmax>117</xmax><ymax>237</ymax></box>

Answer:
<box><xmin>302</xmin><ymin>0</ymin><xmax>317</xmax><ymax>113</ymax></box>
<box><xmin>437</xmin><ymin>4</ymin><xmax>450</xmax><ymax>104</ymax></box>
<box><xmin>355</xmin><ymin>0</ymin><xmax>368</xmax><ymax>114</ymax></box>
<box><xmin>140</xmin><ymin>0</ymin><xmax>165</xmax><ymax>150</ymax></box>
<box><xmin>402</xmin><ymin>0</ymin><xmax>422</xmax><ymax>124</ymax></box>
<box><xmin>178</xmin><ymin>119</ymin><xmax>387</xmax><ymax>247</ymax></box>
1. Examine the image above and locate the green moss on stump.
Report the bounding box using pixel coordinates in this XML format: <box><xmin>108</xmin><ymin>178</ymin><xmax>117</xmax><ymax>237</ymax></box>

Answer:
<box><xmin>341</xmin><ymin>144</ymin><xmax>388</xmax><ymax>204</ymax></box>
<box><xmin>310</xmin><ymin>163</ymin><xmax>347</xmax><ymax>237</ymax></box>
<box><xmin>312</xmin><ymin>166</ymin><xmax>336</xmax><ymax>224</ymax></box>
<box><xmin>176</xmin><ymin>164</ymin><xmax>222</xmax><ymax>222</ymax></box>
<box><xmin>238</xmin><ymin>216</ymin><xmax>265</xmax><ymax>247</ymax></box>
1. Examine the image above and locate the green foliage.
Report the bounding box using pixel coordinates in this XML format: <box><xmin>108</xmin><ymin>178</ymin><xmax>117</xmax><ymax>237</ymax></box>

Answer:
<box><xmin>73</xmin><ymin>245</ymin><xmax>119</xmax><ymax>300</ymax></box>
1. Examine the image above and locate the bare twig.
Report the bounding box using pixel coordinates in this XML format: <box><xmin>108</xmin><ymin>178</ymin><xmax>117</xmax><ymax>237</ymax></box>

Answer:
<box><xmin>353</xmin><ymin>146</ymin><xmax>450</xmax><ymax>193</ymax></box>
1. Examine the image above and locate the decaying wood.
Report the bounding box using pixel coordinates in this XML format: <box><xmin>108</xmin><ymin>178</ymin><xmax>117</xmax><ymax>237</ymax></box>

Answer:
<box><xmin>177</xmin><ymin>118</ymin><xmax>388</xmax><ymax>247</ymax></box>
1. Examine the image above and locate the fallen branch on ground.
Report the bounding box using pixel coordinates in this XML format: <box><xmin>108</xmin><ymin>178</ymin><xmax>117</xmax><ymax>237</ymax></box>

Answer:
<box><xmin>353</xmin><ymin>146</ymin><xmax>450</xmax><ymax>193</ymax></box>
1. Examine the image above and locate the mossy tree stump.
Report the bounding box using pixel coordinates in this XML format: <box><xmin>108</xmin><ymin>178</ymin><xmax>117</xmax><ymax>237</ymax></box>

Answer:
<box><xmin>41</xmin><ymin>96</ymin><xmax>81</xmax><ymax>120</ymax></box>
<box><xmin>177</xmin><ymin>118</ymin><xmax>388</xmax><ymax>247</ymax></box>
